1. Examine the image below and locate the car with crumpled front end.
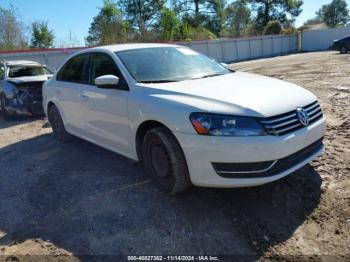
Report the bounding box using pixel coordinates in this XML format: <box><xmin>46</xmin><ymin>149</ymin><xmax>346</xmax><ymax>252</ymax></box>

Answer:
<box><xmin>0</xmin><ymin>60</ymin><xmax>52</xmax><ymax>120</ymax></box>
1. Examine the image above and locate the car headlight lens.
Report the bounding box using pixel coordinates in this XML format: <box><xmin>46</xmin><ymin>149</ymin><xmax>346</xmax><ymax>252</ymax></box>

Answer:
<box><xmin>190</xmin><ymin>113</ymin><xmax>267</xmax><ymax>136</ymax></box>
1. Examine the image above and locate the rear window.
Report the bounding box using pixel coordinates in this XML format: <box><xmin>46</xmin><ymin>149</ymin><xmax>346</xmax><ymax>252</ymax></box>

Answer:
<box><xmin>57</xmin><ymin>54</ymin><xmax>88</xmax><ymax>84</ymax></box>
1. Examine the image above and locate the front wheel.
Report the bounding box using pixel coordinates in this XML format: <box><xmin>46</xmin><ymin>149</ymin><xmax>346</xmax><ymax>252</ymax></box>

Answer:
<box><xmin>0</xmin><ymin>94</ymin><xmax>14</xmax><ymax>121</ymax></box>
<box><xmin>48</xmin><ymin>104</ymin><xmax>73</xmax><ymax>142</ymax></box>
<box><xmin>142</xmin><ymin>127</ymin><xmax>191</xmax><ymax>194</ymax></box>
<box><xmin>340</xmin><ymin>46</ymin><xmax>348</xmax><ymax>54</ymax></box>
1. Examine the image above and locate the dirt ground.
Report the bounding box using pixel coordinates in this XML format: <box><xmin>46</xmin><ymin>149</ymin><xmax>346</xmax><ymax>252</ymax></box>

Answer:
<box><xmin>0</xmin><ymin>51</ymin><xmax>349</xmax><ymax>261</ymax></box>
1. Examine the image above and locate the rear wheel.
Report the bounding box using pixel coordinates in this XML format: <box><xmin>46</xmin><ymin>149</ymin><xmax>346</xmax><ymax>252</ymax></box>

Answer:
<box><xmin>340</xmin><ymin>46</ymin><xmax>348</xmax><ymax>54</ymax></box>
<box><xmin>48</xmin><ymin>104</ymin><xmax>73</xmax><ymax>142</ymax></box>
<box><xmin>0</xmin><ymin>94</ymin><xmax>14</xmax><ymax>121</ymax></box>
<box><xmin>142</xmin><ymin>127</ymin><xmax>191</xmax><ymax>194</ymax></box>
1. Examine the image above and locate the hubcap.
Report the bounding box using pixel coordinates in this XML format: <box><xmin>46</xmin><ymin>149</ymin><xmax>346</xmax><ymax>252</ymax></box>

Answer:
<box><xmin>51</xmin><ymin>110</ymin><xmax>63</xmax><ymax>134</ymax></box>
<box><xmin>149</xmin><ymin>138</ymin><xmax>173</xmax><ymax>186</ymax></box>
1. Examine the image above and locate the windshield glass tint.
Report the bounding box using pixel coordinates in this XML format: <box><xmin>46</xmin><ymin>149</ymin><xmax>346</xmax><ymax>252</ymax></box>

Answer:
<box><xmin>116</xmin><ymin>47</ymin><xmax>230</xmax><ymax>83</ymax></box>
<box><xmin>9</xmin><ymin>66</ymin><xmax>52</xmax><ymax>78</ymax></box>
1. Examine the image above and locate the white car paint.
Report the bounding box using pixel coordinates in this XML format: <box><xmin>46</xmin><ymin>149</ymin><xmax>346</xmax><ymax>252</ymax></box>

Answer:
<box><xmin>43</xmin><ymin>44</ymin><xmax>326</xmax><ymax>188</ymax></box>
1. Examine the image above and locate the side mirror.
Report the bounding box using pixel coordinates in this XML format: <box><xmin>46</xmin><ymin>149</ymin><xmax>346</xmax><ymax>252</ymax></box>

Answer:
<box><xmin>95</xmin><ymin>75</ymin><xmax>119</xmax><ymax>88</ymax></box>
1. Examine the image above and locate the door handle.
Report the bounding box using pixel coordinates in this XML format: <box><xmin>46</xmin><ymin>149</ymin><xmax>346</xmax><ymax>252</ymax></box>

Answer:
<box><xmin>80</xmin><ymin>94</ymin><xmax>89</xmax><ymax>101</ymax></box>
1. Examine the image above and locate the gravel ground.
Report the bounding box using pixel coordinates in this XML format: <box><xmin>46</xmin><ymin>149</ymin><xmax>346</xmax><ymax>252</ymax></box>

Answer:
<box><xmin>0</xmin><ymin>51</ymin><xmax>349</xmax><ymax>261</ymax></box>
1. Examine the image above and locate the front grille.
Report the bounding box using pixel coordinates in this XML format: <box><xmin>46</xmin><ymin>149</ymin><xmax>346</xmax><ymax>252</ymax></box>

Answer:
<box><xmin>259</xmin><ymin>101</ymin><xmax>323</xmax><ymax>136</ymax></box>
<box><xmin>213</xmin><ymin>138</ymin><xmax>324</xmax><ymax>178</ymax></box>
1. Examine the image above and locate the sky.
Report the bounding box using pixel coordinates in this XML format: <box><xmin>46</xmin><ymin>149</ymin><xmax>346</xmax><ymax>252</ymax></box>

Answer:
<box><xmin>1</xmin><ymin>0</ymin><xmax>350</xmax><ymax>47</ymax></box>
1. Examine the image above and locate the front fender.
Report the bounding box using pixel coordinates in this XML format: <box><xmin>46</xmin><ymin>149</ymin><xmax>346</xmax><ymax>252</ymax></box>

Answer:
<box><xmin>1</xmin><ymin>81</ymin><xmax>17</xmax><ymax>98</ymax></box>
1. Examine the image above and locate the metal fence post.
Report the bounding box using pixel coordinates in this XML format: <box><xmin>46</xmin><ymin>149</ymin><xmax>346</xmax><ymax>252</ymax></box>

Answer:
<box><xmin>248</xmin><ymin>39</ymin><xmax>252</xmax><ymax>59</ymax></box>
<box><xmin>221</xmin><ymin>40</ymin><xmax>225</xmax><ymax>62</ymax></box>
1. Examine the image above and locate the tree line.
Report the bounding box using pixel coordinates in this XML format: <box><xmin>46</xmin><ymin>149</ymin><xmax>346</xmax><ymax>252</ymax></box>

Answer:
<box><xmin>0</xmin><ymin>0</ymin><xmax>349</xmax><ymax>51</ymax></box>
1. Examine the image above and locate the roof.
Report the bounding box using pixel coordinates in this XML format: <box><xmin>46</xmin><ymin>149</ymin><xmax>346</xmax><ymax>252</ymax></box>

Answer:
<box><xmin>306</xmin><ymin>23</ymin><xmax>329</xmax><ymax>31</ymax></box>
<box><xmin>88</xmin><ymin>43</ymin><xmax>181</xmax><ymax>53</ymax></box>
<box><xmin>4</xmin><ymin>60</ymin><xmax>44</xmax><ymax>66</ymax></box>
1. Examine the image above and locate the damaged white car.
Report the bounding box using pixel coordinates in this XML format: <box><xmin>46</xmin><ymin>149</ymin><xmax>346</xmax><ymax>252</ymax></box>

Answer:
<box><xmin>0</xmin><ymin>60</ymin><xmax>52</xmax><ymax>120</ymax></box>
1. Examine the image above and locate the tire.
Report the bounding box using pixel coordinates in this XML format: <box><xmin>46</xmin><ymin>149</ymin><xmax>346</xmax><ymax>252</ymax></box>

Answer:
<box><xmin>142</xmin><ymin>127</ymin><xmax>191</xmax><ymax>194</ymax></box>
<box><xmin>48</xmin><ymin>104</ymin><xmax>73</xmax><ymax>142</ymax></box>
<box><xmin>340</xmin><ymin>46</ymin><xmax>348</xmax><ymax>54</ymax></box>
<box><xmin>0</xmin><ymin>94</ymin><xmax>14</xmax><ymax>121</ymax></box>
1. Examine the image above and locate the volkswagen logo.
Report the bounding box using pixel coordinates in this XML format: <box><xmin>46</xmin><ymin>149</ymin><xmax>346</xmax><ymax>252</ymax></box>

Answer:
<box><xmin>296</xmin><ymin>107</ymin><xmax>310</xmax><ymax>126</ymax></box>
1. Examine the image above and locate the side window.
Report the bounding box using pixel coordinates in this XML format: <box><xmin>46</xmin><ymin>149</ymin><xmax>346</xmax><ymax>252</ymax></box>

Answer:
<box><xmin>0</xmin><ymin>65</ymin><xmax>4</xmax><ymax>80</ymax></box>
<box><xmin>90</xmin><ymin>53</ymin><xmax>128</xmax><ymax>89</ymax></box>
<box><xmin>57</xmin><ymin>54</ymin><xmax>88</xmax><ymax>84</ymax></box>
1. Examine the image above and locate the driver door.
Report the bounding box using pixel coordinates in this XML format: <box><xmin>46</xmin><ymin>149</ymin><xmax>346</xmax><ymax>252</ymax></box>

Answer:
<box><xmin>79</xmin><ymin>52</ymin><xmax>132</xmax><ymax>157</ymax></box>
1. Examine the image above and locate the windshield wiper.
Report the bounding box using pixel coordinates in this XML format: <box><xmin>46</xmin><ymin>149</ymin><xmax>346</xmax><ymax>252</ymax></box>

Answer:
<box><xmin>190</xmin><ymin>73</ymin><xmax>227</xmax><ymax>80</ymax></box>
<box><xmin>139</xmin><ymin>79</ymin><xmax>179</xmax><ymax>83</ymax></box>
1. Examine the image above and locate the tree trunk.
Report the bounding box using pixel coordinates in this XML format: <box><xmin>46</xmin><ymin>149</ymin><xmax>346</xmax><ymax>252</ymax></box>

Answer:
<box><xmin>194</xmin><ymin>0</ymin><xmax>200</xmax><ymax>26</ymax></box>
<box><xmin>264</xmin><ymin>2</ymin><xmax>270</xmax><ymax>26</ymax></box>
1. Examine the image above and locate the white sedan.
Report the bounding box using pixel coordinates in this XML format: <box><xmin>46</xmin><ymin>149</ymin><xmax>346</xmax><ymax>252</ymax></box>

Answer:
<box><xmin>43</xmin><ymin>44</ymin><xmax>326</xmax><ymax>194</ymax></box>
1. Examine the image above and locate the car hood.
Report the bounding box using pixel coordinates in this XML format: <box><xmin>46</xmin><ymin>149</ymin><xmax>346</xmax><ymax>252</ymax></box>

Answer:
<box><xmin>8</xmin><ymin>75</ymin><xmax>52</xmax><ymax>85</ymax></box>
<box><xmin>139</xmin><ymin>71</ymin><xmax>317</xmax><ymax>117</ymax></box>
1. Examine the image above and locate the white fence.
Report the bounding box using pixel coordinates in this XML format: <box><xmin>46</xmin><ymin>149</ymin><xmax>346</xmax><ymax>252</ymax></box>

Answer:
<box><xmin>302</xmin><ymin>27</ymin><xmax>350</xmax><ymax>51</ymax></box>
<box><xmin>0</xmin><ymin>34</ymin><xmax>298</xmax><ymax>70</ymax></box>
<box><xmin>179</xmin><ymin>34</ymin><xmax>298</xmax><ymax>63</ymax></box>
<box><xmin>0</xmin><ymin>48</ymin><xmax>84</xmax><ymax>71</ymax></box>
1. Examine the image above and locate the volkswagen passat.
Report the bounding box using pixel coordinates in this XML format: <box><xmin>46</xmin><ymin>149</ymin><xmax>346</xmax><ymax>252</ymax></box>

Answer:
<box><xmin>43</xmin><ymin>44</ymin><xmax>326</xmax><ymax>194</ymax></box>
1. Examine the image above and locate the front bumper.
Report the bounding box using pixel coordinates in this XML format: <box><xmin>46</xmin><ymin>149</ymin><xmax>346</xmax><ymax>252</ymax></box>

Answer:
<box><xmin>5</xmin><ymin>97</ymin><xmax>44</xmax><ymax>116</ymax></box>
<box><xmin>174</xmin><ymin>117</ymin><xmax>326</xmax><ymax>188</ymax></box>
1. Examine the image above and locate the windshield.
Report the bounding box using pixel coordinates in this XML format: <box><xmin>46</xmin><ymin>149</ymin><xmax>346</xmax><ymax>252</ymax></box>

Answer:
<box><xmin>8</xmin><ymin>66</ymin><xmax>52</xmax><ymax>78</ymax></box>
<box><xmin>116</xmin><ymin>47</ymin><xmax>230</xmax><ymax>83</ymax></box>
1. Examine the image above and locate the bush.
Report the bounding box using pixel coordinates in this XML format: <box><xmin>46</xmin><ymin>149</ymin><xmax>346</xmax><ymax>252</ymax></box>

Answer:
<box><xmin>178</xmin><ymin>23</ymin><xmax>216</xmax><ymax>41</ymax></box>
<box><xmin>264</xmin><ymin>20</ymin><xmax>282</xmax><ymax>35</ymax></box>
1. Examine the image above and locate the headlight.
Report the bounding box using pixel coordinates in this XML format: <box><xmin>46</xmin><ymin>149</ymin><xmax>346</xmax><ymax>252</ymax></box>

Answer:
<box><xmin>190</xmin><ymin>113</ymin><xmax>267</xmax><ymax>136</ymax></box>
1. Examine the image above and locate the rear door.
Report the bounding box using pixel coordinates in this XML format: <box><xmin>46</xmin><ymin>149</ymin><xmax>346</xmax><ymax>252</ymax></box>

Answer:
<box><xmin>54</xmin><ymin>53</ymin><xmax>90</xmax><ymax>133</ymax></box>
<box><xmin>78</xmin><ymin>52</ymin><xmax>132</xmax><ymax>157</ymax></box>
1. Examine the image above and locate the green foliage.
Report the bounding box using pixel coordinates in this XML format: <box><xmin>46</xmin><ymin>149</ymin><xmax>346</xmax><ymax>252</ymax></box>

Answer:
<box><xmin>86</xmin><ymin>0</ymin><xmax>128</xmax><ymax>46</ymax></box>
<box><xmin>178</xmin><ymin>22</ymin><xmax>216</xmax><ymax>41</ymax></box>
<box><xmin>323</xmin><ymin>0</ymin><xmax>349</xmax><ymax>27</ymax></box>
<box><xmin>264</xmin><ymin>20</ymin><xmax>282</xmax><ymax>35</ymax></box>
<box><xmin>226</xmin><ymin>0</ymin><xmax>251</xmax><ymax>37</ymax></box>
<box><xmin>249</xmin><ymin>0</ymin><xmax>303</xmax><ymax>33</ymax></box>
<box><xmin>160</xmin><ymin>7</ymin><xmax>180</xmax><ymax>41</ymax></box>
<box><xmin>0</xmin><ymin>6</ymin><xmax>27</xmax><ymax>51</ymax></box>
<box><xmin>205</xmin><ymin>0</ymin><xmax>227</xmax><ymax>36</ymax></box>
<box><xmin>305</xmin><ymin>0</ymin><xmax>349</xmax><ymax>28</ymax></box>
<box><xmin>118</xmin><ymin>0</ymin><xmax>165</xmax><ymax>39</ymax></box>
<box><xmin>30</xmin><ymin>21</ymin><xmax>54</xmax><ymax>48</ymax></box>
<box><xmin>173</xmin><ymin>0</ymin><xmax>207</xmax><ymax>27</ymax></box>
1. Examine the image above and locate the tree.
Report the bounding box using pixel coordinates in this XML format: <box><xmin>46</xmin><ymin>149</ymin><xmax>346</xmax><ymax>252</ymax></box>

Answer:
<box><xmin>264</xmin><ymin>20</ymin><xmax>282</xmax><ymax>34</ymax></box>
<box><xmin>323</xmin><ymin>0</ymin><xmax>349</xmax><ymax>27</ymax></box>
<box><xmin>0</xmin><ymin>6</ymin><xmax>27</xmax><ymax>51</ymax></box>
<box><xmin>30</xmin><ymin>21</ymin><xmax>54</xmax><ymax>48</ymax></box>
<box><xmin>249</xmin><ymin>0</ymin><xmax>303</xmax><ymax>33</ymax></box>
<box><xmin>225</xmin><ymin>0</ymin><xmax>251</xmax><ymax>37</ymax></box>
<box><xmin>86</xmin><ymin>0</ymin><xmax>128</xmax><ymax>46</ymax></box>
<box><xmin>118</xmin><ymin>0</ymin><xmax>165</xmax><ymax>39</ymax></box>
<box><xmin>159</xmin><ymin>7</ymin><xmax>180</xmax><ymax>41</ymax></box>
<box><xmin>205</xmin><ymin>0</ymin><xmax>227</xmax><ymax>36</ymax></box>
<box><xmin>173</xmin><ymin>0</ymin><xmax>211</xmax><ymax>27</ymax></box>
<box><xmin>306</xmin><ymin>0</ymin><xmax>349</xmax><ymax>28</ymax></box>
